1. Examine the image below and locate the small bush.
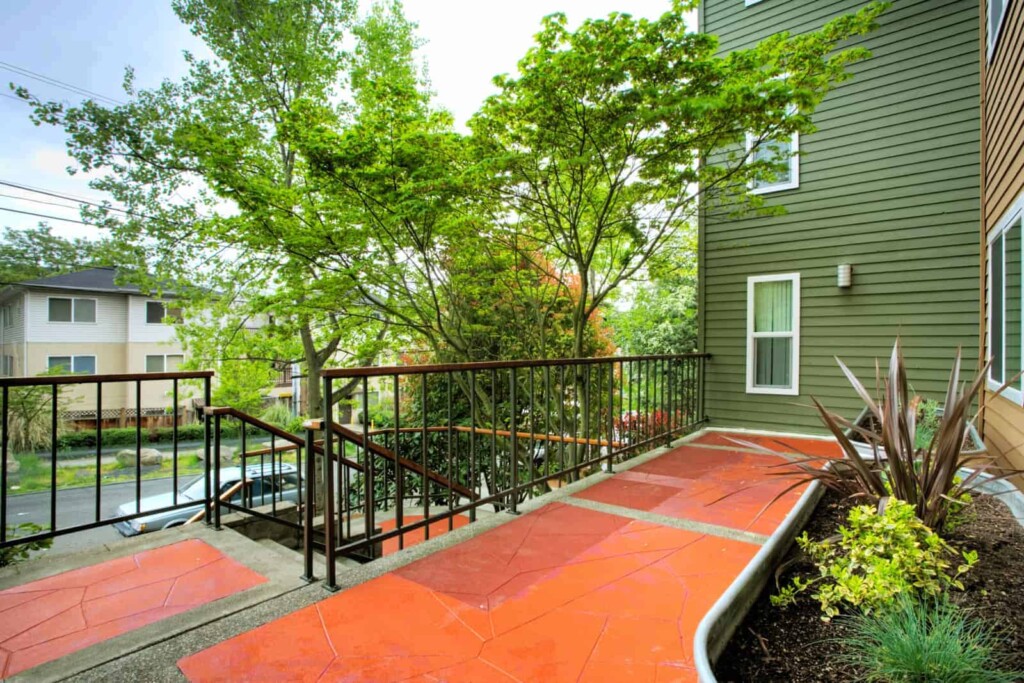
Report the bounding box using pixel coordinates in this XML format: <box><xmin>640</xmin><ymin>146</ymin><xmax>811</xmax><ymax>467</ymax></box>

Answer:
<box><xmin>773</xmin><ymin>498</ymin><xmax>977</xmax><ymax>620</ymax></box>
<box><xmin>54</xmin><ymin>421</ymin><xmax>266</xmax><ymax>452</ymax></box>
<box><xmin>1</xmin><ymin>523</ymin><xmax>52</xmax><ymax>567</ymax></box>
<box><xmin>259</xmin><ymin>401</ymin><xmax>293</xmax><ymax>429</ymax></box>
<box><xmin>837</xmin><ymin>596</ymin><xmax>1021</xmax><ymax>682</ymax></box>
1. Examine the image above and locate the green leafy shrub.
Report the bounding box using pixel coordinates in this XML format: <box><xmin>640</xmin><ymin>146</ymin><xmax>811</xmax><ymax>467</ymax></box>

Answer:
<box><xmin>837</xmin><ymin>596</ymin><xmax>1021</xmax><ymax>682</ymax></box>
<box><xmin>1</xmin><ymin>523</ymin><xmax>52</xmax><ymax>567</ymax></box>
<box><xmin>55</xmin><ymin>421</ymin><xmax>265</xmax><ymax>451</ymax></box>
<box><xmin>259</xmin><ymin>401</ymin><xmax>293</xmax><ymax>429</ymax></box>
<box><xmin>773</xmin><ymin>499</ymin><xmax>977</xmax><ymax>620</ymax></box>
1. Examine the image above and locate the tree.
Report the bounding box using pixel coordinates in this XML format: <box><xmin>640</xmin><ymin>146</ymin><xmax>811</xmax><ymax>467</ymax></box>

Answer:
<box><xmin>0</xmin><ymin>226</ymin><xmax>120</xmax><ymax>285</ymax></box>
<box><xmin>469</xmin><ymin>1</ymin><xmax>888</xmax><ymax>358</ymax></box>
<box><xmin>18</xmin><ymin>0</ymin><xmax>365</xmax><ymax>417</ymax></box>
<box><xmin>609</xmin><ymin>229</ymin><xmax>698</xmax><ymax>356</ymax></box>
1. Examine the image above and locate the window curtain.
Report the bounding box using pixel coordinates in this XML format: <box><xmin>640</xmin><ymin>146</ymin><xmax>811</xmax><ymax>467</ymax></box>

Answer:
<box><xmin>754</xmin><ymin>280</ymin><xmax>793</xmax><ymax>387</ymax></box>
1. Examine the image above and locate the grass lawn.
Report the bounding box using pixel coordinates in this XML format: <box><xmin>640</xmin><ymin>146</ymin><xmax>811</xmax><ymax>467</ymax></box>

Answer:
<box><xmin>8</xmin><ymin>451</ymin><xmax>303</xmax><ymax>495</ymax></box>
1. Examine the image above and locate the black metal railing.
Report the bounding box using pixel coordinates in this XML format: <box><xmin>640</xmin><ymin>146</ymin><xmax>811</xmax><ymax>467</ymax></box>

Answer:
<box><xmin>204</xmin><ymin>407</ymin><xmax>319</xmax><ymax>580</ymax></box>
<box><xmin>309</xmin><ymin>353</ymin><xmax>709</xmax><ymax>589</ymax></box>
<box><xmin>0</xmin><ymin>371</ymin><xmax>213</xmax><ymax>550</ymax></box>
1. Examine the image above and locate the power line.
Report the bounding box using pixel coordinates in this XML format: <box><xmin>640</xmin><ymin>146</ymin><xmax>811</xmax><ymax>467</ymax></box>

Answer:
<box><xmin>0</xmin><ymin>206</ymin><xmax>101</xmax><ymax>227</ymax></box>
<box><xmin>0</xmin><ymin>61</ymin><xmax>123</xmax><ymax>106</ymax></box>
<box><xmin>0</xmin><ymin>192</ymin><xmax>82</xmax><ymax>211</ymax></box>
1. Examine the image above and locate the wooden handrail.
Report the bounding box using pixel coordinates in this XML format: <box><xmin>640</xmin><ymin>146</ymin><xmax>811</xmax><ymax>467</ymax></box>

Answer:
<box><xmin>328</xmin><ymin>422</ymin><xmax>477</xmax><ymax>500</ymax></box>
<box><xmin>184</xmin><ymin>479</ymin><xmax>246</xmax><ymax>525</ymax></box>
<box><xmin>354</xmin><ymin>425</ymin><xmax>624</xmax><ymax>449</ymax></box>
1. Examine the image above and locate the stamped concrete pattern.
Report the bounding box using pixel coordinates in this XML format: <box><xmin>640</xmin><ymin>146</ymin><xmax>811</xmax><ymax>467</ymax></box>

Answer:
<box><xmin>178</xmin><ymin>434</ymin><xmax>830</xmax><ymax>682</ymax></box>
<box><xmin>0</xmin><ymin>539</ymin><xmax>266</xmax><ymax>678</ymax></box>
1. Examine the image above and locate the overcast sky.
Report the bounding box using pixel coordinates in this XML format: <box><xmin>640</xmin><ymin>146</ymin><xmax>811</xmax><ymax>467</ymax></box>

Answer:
<box><xmin>0</xmin><ymin>0</ymin><xmax>689</xmax><ymax>243</ymax></box>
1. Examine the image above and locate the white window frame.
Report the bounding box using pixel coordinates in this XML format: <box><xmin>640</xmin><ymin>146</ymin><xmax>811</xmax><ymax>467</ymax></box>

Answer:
<box><xmin>145</xmin><ymin>300</ymin><xmax>181</xmax><ymax>325</ymax></box>
<box><xmin>985</xmin><ymin>189</ymin><xmax>1024</xmax><ymax>405</ymax></box>
<box><xmin>746</xmin><ymin>272</ymin><xmax>801</xmax><ymax>396</ymax></box>
<box><xmin>145</xmin><ymin>353</ymin><xmax>184</xmax><ymax>373</ymax></box>
<box><xmin>1</xmin><ymin>304</ymin><xmax>13</xmax><ymax>329</ymax></box>
<box><xmin>47</xmin><ymin>296</ymin><xmax>97</xmax><ymax>324</ymax></box>
<box><xmin>47</xmin><ymin>355</ymin><xmax>97</xmax><ymax>374</ymax></box>
<box><xmin>746</xmin><ymin>127</ymin><xmax>800</xmax><ymax>194</ymax></box>
<box><xmin>1</xmin><ymin>355</ymin><xmax>13</xmax><ymax>377</ymax></box>
<box><xmin>987</xmin><ymin>0</ymin><xmax>1010</xmax><ymax>62</ymax></box>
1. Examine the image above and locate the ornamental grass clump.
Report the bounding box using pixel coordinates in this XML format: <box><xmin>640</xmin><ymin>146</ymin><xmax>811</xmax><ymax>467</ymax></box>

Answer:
<box><xmin>756</xmin><ymin>339</ymin><xmax>1023</xmax><ymax>531</ymax></box>
<box><xmin>836</xmin><ymin>596</ymin><xmax>1021</xmax><ymax>683</ymax></box>
<box><xmin>772</xmin><ymin>498</ymin><xmax>976</xmax><ymax>620</ymax></box>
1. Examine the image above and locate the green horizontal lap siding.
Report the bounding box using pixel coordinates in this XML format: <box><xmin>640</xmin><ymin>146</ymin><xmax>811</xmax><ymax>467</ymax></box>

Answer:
<box><xmin>699</xmin><ymin>0</ymin><xmax>981</xmax><ymax>433</ymax></box>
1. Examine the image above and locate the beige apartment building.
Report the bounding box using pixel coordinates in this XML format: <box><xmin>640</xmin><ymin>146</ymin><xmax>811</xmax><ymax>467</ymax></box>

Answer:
<box><xmin>0</xmin><ymin>267</ymin><xmax>195</xmax><ymax>424</ymax></box>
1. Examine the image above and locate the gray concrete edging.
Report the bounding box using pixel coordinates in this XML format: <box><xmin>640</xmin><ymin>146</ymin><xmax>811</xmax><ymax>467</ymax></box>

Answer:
<box><xmin>692</xmin><ymin>448</ymin><xmax>1024</xmax><ymax>683</ymax></box>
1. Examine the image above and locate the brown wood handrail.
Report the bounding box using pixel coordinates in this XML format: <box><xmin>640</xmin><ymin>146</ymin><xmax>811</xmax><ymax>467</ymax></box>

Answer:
<box><xmin>184</xmin><ymin>479</ymin><xmax>246</xmax><ymax>525</ymax></box>
<box><xmin>328</xmin><ymin>422</ymin><xmax>477</xmax><ymax>500</ymax></box>
<box><xmin>0</xmin><ymin>370</ymin><xmax>215</xmax><ymax>387</ymax></box>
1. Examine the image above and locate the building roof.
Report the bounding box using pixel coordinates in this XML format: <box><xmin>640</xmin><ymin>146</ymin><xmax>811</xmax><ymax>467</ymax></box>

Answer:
<box><xmin>14</xmin><ymin>267</ymin><xmax>166</xmax><ymax>295</ymax></box>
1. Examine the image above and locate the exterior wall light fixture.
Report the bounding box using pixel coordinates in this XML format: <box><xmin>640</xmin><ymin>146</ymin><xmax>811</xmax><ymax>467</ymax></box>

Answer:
<box><xmin>837</xmin><ymin>263</ymin><xmax>853</xmax><ymax>289</ymax></box>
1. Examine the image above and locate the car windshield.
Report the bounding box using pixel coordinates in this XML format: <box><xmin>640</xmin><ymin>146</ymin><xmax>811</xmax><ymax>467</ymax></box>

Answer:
<box><xmin>179</xmin><ymin>475</ymin><xmax>209</xmax><ymax>501</ymax></box>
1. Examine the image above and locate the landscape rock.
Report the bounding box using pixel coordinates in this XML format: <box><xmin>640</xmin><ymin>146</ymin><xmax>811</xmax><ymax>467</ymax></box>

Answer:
<box><xmin>195</xmin><ymin>445</ymin><xmax>235</xmax><ymax>465</ymax></box>
<box><xmin>5</xmin><ymin>457</ymin><xmax>19</xmax><ymax>475</ymax></box>
<box><xmin>115</xmin><ymin>448</ymin><xmax>164</xmax><ymax>468</ymax></box>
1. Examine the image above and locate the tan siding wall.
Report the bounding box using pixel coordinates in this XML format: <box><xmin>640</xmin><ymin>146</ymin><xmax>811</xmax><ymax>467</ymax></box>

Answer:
<box><xmin>982</xmin><ymin>0</ymin><xmax>1024</xmax><ymax>476</ymax></box>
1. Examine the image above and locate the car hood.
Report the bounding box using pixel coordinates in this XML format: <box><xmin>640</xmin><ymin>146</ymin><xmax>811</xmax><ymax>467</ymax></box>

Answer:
<box><xmin>116</xmin><ymin>491</ymin><xmax>189</xmax><ymax>517</ymax></box>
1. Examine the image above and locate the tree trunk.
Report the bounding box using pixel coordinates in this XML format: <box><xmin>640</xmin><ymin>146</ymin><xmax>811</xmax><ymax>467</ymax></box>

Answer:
<box><xmin>300</xmin><ymin>323</ymin><xmax>323</xmax><ymax>419</ymax></box>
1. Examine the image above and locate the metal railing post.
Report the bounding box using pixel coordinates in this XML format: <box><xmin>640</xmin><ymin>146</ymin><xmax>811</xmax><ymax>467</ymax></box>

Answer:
<box><xmin>302</xmin><ymin>421</ymin><xmax>318</xmax><ymax>583</ymax></box>
<box><xmin>213</xmin><ymin>413</ymin><xmax>222</xmax><ymax>530</ymax></box>
<box><xmin>1</xmin><ymin>386</ymin><xmax>7</xmax><ymax>546</ymax></box>
<box><xmin>323</xmin><ymin>374</ymin><xmax>338</xmax><ymax>591</ymax></box>
<box><xmin>606</xmin><ymin>359</ymin><xmax>615</xmax><ymax>473</ymax></box>
<box><xmin>509</xmin><ymin>367</ymin><xmax>518</xmax><ymax>514</ymax></box>
<box><xmin>204</xmin><ymin>377</ymin><xmax>212</xmax><ymax>525</ymax></box>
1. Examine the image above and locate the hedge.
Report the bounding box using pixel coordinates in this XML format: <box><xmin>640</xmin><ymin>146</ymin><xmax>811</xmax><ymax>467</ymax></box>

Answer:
<box><xmin>56</xmin><ymin>422</ymin><xmax>266</xmax><ymax>450</ymax></box>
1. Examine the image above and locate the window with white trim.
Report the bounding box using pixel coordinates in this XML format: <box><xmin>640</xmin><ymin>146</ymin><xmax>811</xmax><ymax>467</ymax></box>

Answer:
<box><xmin>145</xmin><ymin>354</ymin><xmax>184</xmax><ymax>373</ymax></box>
<box><xmin>48</xmin><ymin>355</ymin><xmax>97</xmax><ymax>374</ymax></box>
<box><xmin>987</xmin><ymin>191</ymin><xmax>1023</xmax><ymax>403</ymax></box>
<box><xmin>1</xmin><ymin>355</ymin><xmax>13</xmax><ymax>377</ymax></box>
<box><xmin>146</xmin><ymin>301</ymin><xmax>182</xmax><ymax>325</ymax></box>
<box><xmin>747</xmin><ymin>126</ymin><xmax>799</xmax><ymax>194</ymax></box>
<box><xmin>1</xmin><ymin>304</ymin><xmax>13</xmax><ymax>328</ymax></box>
<box><xmin>747</xmin><ymin>273</ymin><xmax>800</xmax><ymax>395</ymax></box>
<box><xmin>48</xmin><ymin>297</ymin><xmax>96</xmax><ymax>323</ymax></box>
<box><xmin>988</xmin><ymin>0</ymin><xmax>1009</xmax><ymax>60</ymax></box>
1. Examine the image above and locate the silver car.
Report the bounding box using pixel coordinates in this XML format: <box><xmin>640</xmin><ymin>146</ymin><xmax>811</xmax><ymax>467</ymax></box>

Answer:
<box><xmin>113</xmin><ymin>462</ymin><xmax>301</xmax><ymax>536</ymax></box>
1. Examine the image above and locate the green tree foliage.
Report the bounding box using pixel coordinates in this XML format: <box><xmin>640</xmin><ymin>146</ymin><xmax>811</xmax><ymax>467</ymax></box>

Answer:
<box><xmin>18</xmin><ymin>0</ymin><xmax>364</xmax><ymax>417</ymax></box>
<box><xmin>470</xmin><ymin>1</ymin><xmax>887</xmax><ymax>357</ymax></box>
<box><xmin>0</xmin><ymin>226</ymin><xmax>120</xmax><ymax>284</ymax></box>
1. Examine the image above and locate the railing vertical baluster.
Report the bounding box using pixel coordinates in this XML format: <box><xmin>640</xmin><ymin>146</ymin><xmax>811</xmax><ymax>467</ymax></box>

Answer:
<box><xmin>135</xmin><ymin>380</ymin><xmax>141</xmax><ymax>515</ymax></box>
<box><xmin>394</xmin><ymin>374</ymin><xmax>403</xmax><ymax>548</ymax></box>
<box><xmin>1</xmin><ymin>386</ymin><xmax>7</xmax><ymax>545</ymax></box>
<box><xmin>617</xmin><ymin>360</ymin><xmax>624</xmax><ymax>457</ymax></box>
<box><xmin>528</xmin><ymin>367</ymin><xmax>535</xmax><ymax>493</ymax></box>
<box><xmin>270</xmin><ymin>433</ymin><xmax>276</xmax><ymax>513</ymax></box>
<box><xmin>490</xmin><ymin>368</ymin><xmax>497</xmax><ymax>506</ymax></box>
<box><xmin>582</xmin><ymin>364</ymin><xmax>590</xmax><ymax>469</ymax></box>
<box><xmin>558</xmin><ymin>364</ymin><xmax>566</xmax><ymax>474</ymax></box>
<box><xmin>171</xmin><ymin>380</ymin><xmax>177</xmax><ymax>506</ymax></box>
<box><xmin>606</xmin><ymin>360</ymin><xmax>614</xmax><ymax>472</ymax></box>
<box><xmin>241</xmin><ymin>416</ymin><xmax>248</xmax><ymax>507</ymax></box>
<box><xmin>668</xmin><ymin>359</ymin><xmax>675</xmax><ymax>441</ymax></box>
<box><xmin>469</xmin><ymin>370</ymin><xmax>477</xmax><ymax>523</ymax></box>
<box><xmin>96</xmin><ymin>382</ymin><xmax>103</xmax><ymax>522</ymax></box>
<box><xmin>543</xmin><ymin>365</ymin><xmax>551</xmax><ymax>482</ymax></box>
<box><xmin>323</xmin><ymin>374</ymin><xmax>337</xmax><ymax>591</ymax></box>
<box><xmin>421</xmin><ymin>375</ymin><xmax>429</xmax><ymax>539</ymax></box>
<box><xmin>446</xmin><ymin>371</ymin><xmax>454</xmax><ymax>530</ymax></box>
<box><xmin>509</xmin><ymin>367</ymin><xmax>518</xmax><ymax>514</ymax></box>
<box><xmin>214</xmin><ymin>413</ymin><xmax>222</xmax><ymax>530</ymax></box>
<box><xmin>302</xmin><ymin>423</ymin><xmax>316</xmax><ymax>582</ymax></box>
<box><xmin>363</xmin><ymin>377</ymin><xmax>373</xmax><ymax>545</ymax></box>
<box><xmin>50</xmin><ymin>384</ymin><xmax>57</xmax><ymax>531</ymax></box>
<box><xmin>203</xmin><ymin>377</ymin><xmax>212</xmax><ymax>525</ymax></box>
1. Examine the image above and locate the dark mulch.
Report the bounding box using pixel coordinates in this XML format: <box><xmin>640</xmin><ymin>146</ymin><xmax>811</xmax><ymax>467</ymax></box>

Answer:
<box><xmin>714</xmin><ymin>490</ymin><xmax>1024</xmax><ymax>682</ymax></box>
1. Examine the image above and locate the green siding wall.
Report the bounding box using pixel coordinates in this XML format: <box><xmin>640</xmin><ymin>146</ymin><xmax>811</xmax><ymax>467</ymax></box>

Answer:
<box><xmin>699</xmin><ymin>0</ymin><xmax>981</xmax><ymax>433</ymax></box>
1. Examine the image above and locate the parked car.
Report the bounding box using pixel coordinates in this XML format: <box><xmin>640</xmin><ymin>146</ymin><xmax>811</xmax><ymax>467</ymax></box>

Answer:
<box><xmin>113</xmin><ymin>462</ymin><xmax>300</xmax><ymax>536</ymax></box>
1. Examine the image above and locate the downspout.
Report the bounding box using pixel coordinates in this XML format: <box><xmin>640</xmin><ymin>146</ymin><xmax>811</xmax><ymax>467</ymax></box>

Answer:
<box><xmin>977</xmin><ymin>0</ymin><xmax>988</xmax><ymax>441</ymax></box>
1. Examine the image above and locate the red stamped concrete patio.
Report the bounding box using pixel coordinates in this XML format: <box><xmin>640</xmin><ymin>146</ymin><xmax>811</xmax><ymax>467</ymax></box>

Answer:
<box><xmin>179</xmin><ymin>432</ymin><xmax>840</xmax><ymax>682</ymax></box>
<box><xmin>0</xmin><ymin>538</ymin><xmax>266</xmax><ymax>678</ymax></box>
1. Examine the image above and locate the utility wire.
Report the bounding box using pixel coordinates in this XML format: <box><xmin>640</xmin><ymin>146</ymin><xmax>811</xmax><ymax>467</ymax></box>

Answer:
<box><xmin>0</xmin><ymin>206</ymin><xmax>100</xmax><ymax>227</ymax></box>
<box><xmin>0</xmin><ymin>61</ymin><xmax>123</xmax><ymax>105</ymax></box>
<box><xmin>0</xmin><ymin>192</ymin><xmax>82</xmax><ymax>211</ymax></box>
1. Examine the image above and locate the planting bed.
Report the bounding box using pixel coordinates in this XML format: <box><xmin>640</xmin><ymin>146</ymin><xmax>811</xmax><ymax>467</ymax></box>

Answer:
<box><xmin>715</xmin><ymin>490</ymin><xmax>1024</xmax><ymax>683</ymax></box>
